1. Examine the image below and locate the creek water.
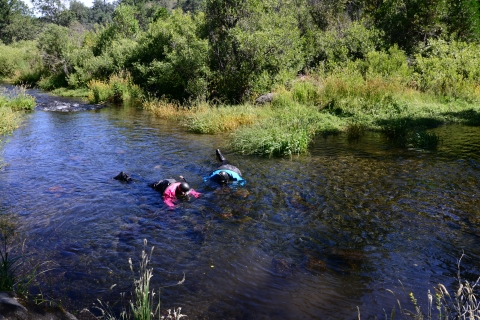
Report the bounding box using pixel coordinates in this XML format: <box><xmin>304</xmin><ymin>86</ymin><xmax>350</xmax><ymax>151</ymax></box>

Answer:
<box><xmin>1</xmin><ymin>87</ymin><xmax>480</xmax><ymax>319</ymax></box>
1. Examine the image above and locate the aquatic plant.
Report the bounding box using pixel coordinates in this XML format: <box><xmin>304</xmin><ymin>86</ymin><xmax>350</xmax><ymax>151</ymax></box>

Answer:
<box><xmin>0</xmin><ymin>218</ymin><xmax>20</xmax><ymax>292</ymax></box>
<box><xmin>95</xmin><ymin>239</ymin><xmax>186</xmax><ymax>320</ymax></box>
<box><xmin>231</xmin><ymin>98</ymin><xmax>343</xmax><ymax>156</ymax></box>
<box><xmin>0</xmin><ymin>216</ymin><xmax>51</xmax><ymax>297</ymax></box>
<box><xmin>358</xmin><ymin>253</ymin><xmax>480</xmax><ymax>319</ymax></box>
<box><xmin>346</xmin><ymin>121</ymin><xmax>365</xmax><ymax>141</ymax></box>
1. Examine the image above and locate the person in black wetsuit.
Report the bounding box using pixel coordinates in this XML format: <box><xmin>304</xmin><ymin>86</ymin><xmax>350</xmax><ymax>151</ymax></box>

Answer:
<box><xmin>204</xmin><ymin>149</ymin><xmax>246</xmax><ymax>186</ymax></box>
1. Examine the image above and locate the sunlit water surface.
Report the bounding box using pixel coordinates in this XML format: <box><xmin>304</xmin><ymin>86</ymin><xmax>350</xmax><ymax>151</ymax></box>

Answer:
<box><xmin>1</xmin><ymin>88</ymin><xmax>480</xmax><ymax>319</ymax></box>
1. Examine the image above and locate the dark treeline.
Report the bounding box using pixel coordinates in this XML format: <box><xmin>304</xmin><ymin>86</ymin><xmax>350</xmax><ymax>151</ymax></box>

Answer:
<box><xmin>1</xmin><ymin>0</ymin><xmax>480</xmax><ymax>103</ymax></box>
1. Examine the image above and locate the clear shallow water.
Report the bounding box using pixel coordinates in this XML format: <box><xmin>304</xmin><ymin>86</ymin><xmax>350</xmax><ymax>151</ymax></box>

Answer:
<box><xmin>1</xmin><ymin>88</ymin><xmax>480</xmax><ymax>319</ymax></box>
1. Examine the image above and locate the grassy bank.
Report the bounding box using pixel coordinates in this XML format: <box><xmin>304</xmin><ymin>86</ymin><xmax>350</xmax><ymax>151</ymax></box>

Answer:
<box><xmin>0</xmin><ymin>87</ymin><xmax>36</xmax><ymax>138</ymax></box>
<box><xmin>140</xmin><ymin>41</ymin><xmax>480</xmax><ymax>156</ymax></box>
<box><xmin>143</xmin><ymin>74</ymin><xmax>480</xmax><ymax>157</ymax></box>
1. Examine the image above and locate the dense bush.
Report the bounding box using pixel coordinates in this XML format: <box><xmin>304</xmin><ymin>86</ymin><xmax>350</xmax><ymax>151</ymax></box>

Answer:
<box><xmin>87</xmin><ymin>72</ymin><xmax>142</xmax><ymax>104</ymax></box>
<box><xmin>205</xmin><ymin>0</ymin><xmax>305</xmax><ymax>103</ymax></box>
<box><xmin>0</xmin><ymin>41</ymin><xmax>42</xmax><ymax>84</ymax></box>
<box><xmin>308</xmin><ymin>20</ymin><xmax>384</xmax><ymax>70</ymax></box>
<box><xmin>132</xmin><ymin>9</ymin><xmax>209</xmax><ymax>102</ymax></box>
<box><xmin>412</xmin><ymin>39</ymin><xmax>480</xmax><ymax>101</ymax></box>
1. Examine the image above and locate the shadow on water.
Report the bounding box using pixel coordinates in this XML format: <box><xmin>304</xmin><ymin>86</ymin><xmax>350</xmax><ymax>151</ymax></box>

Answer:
<box><xmin>1</xmin><ymin>87</ymin><xmax>480</xmax><ymax>319</ymax></box>
<box><xmin>442</xmin><ymin>108</ymin><xmax>480</xmax><ymax>126</ymax></box>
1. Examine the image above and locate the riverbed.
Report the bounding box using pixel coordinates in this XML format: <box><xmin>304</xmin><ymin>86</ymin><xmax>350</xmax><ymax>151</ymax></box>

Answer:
<box><xmin>1</xmin><ymin>87</ymin><xmax>480</xmax><ymax>319</ymax></box>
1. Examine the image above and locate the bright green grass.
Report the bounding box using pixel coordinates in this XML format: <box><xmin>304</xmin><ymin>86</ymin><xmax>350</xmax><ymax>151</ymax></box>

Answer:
<box><xmin>0</xmin><ymin>87</ymin><xmax>35</xmax><ymax>137</ymax></box>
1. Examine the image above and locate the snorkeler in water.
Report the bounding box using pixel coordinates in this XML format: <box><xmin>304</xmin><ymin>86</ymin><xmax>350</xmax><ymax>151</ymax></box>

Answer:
<box><xmin>150</xmin><ymin>177</ymin><xmax>201</xmax><ymax>208</ymax></box>
<box><xmin>205</xmin><ymin>149</ymin><xmax>246</xmax><ymax>186</ymax></box>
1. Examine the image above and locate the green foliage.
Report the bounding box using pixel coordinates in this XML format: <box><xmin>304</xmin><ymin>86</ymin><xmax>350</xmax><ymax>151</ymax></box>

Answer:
<box><xmin>185</xmin><ymin>104</ymin><xmax>257</xmax><ymax>134</ymax></box>
<box><xmin>92</xmin><ymin>5</ymin><xmax>139</xmax><ymax>56</ymax></box>
<box><xmin>445</xmin><ymin>0</ymin><xmax>480</xmax><ymax>42</ymax></box>
<box><xmin>205</xmin><ymin>0</ymin><xmax>305</xmax><ymax>102</ymax></box>
<box><xmin>32</xmin><ymin>0</ymin><xmax>66</xmax><ymax>24</ymax></box>
<box><xmin>309</xmin><ymin>20</ymin><xmax>384</xmax><ymax>70</ymax></box>
<box><xmin>94</xmin><ymin>239</ymin><xmax>187</xmax><ymax>320</ymax></box>
<box><xmin>0</xmin><ymin>87</ymin><xmax>34</xmax><ymax>138</ymax></box>
<box><xmin>132</xmin><ymin>9</ymin><xmax>209</xmax><ymax>102</ymax></box>
<box><xmin>88</xmin><ymin>0</ymin><xmax>115</xmax><ymax>26</ymax></box>
<box><xmin>0</xmin><ymin>86</ymin><xmax>35</xmax><ymax>112</ymax></box>
<box><xmin>307</xmin><ymin>0</ymin><xmax>349</xmax><ymax>31</ymax></box>
<box><xmin>412</xmin><ymin>39</ymin><xmax>480</xmax><ymax>101</ymax></box>
<box><xmin>290</xmin><ymin>79</ymin><xmax>321</xmax><ymax>105</ymax></box>
<box><xmin>87</xmin><ymin>72</ymin><xmax>142</xmax><ymax>104</ymax></box>
<box><xmin>362</xmin><ymin>45</ymin><xmax>411</xmax><ymax>80</ymax></box>
<box><xmin>0</xmin><ymin>40</ymin><xmax>43</xmax><ymax>86</ymax></box>
<box><xmin>0</xmin><ymin>0</ymin><xmax>40</xmax><ymax>44</ymax></box>
<box><xmin>87</xmin><ymin>79</ymin><xmax>110</xmax><ymax>103</ymax></box>
<box><xmin>365</xmin><ymin>0</ymin><xmax>447</xmax><ymax>52</ymax></box>
<box><xmin>0</xmin><ymin>104</ymin><xmax>21</xmax><ymax>137</ymax></box>
<box><xmin>232</xmin><ymin>94</ymin><xmax>342</xmax><ymax>156</ymax></box>
<box><xmin>36</xmin><ymin>23</ymin><xmax>86</xmax><ymax>88</ymax></box>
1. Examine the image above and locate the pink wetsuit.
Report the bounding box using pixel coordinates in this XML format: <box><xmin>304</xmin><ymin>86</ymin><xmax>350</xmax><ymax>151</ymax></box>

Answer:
<box><xmin>163</xmin><ymin>182</ymin><xmax>201</xmax><ymax>208</ymax></box>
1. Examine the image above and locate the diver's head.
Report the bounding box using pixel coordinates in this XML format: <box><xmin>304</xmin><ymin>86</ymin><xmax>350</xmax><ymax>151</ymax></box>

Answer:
<box><xmin>176</xmin><ymin>182</ymin><xmax>191</xmax><ymax>196</ymax></box>
<box><xmin>218</xmin><ymin>171</ymin><xmax>230</xmax><ymax>184</ymax></box>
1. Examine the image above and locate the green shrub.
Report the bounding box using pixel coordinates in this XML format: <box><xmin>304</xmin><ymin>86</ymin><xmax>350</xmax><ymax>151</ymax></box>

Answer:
<box><xmin>0</xmin><ymin>105</ymin><xmax>21</xmax><ymax>136</ymax></box>
<box><xmin>205</xmin><ymin>0</ymin><xmax>305</xmax><ymax>102</ymax></box>
<box><xmin>412</xmin><ymin>39</ymin><xmax>480</xmax><ymax>101</ymax></box>
<box><xmin>310</xmin><ymin>20</ymin><xmax>384</xmax><ymax>70</ymax></box>
<box><xmin>87</xmin><ymin>79</ymin><xmax>111</xmax><ymax>104</ymax></box>
<box><xmin>363</xmin><ymin>45</ymin><xmax>412</xmax><ymax>80</ymax></box>
<box><xmin>0</xmin><ymin>41</ymin><xmax>43</xmax><ymax>85</ymax></box>
<box><xmin>132</xmin><ymin>9</ymin><xmax>209</xmax><ymax>102</ymax></box>
<box><xmin>87</xmin><ymin>73</ymin><xmax>142</xmax><ymax>104</ymax></box>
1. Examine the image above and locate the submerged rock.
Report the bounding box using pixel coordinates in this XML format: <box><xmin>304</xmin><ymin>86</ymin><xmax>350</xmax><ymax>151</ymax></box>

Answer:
<box><xmin>35</xmin><ymin>100</ymin><xmax>106</xmax><ymax>112</ymax></box>
<box><xmin>114</xmin><ymin>171</ymin><xmax>132</xmax><ymax>183</ymax></box>
<box><xmin>272</xmin><ymin>257</ymin><xmax>295</xmax><ymax>277</ymax></box>
<box><xmin>0</xmin><ymin>291</ymin><xmax>85</xmax><ymax>320</ymax></box>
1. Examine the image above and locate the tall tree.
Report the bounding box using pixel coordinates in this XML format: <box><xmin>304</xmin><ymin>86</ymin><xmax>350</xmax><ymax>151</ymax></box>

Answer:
<box><xmin>204</xmin><ymin>0</ymin><xmax>305</xmax><ymax>102</ymax></box>
<box><xmin>88</xmin><ymin>0</ymin><xmax>114</xmax><ymax>25</ymax></box>
<box><xmin>362</xmin><ymin>0</ymin><xmax>447</xmax><ymax>51</ymax></box>
<box><xmin>31</xmin><ymin>0</ymin><xmax>67</xmax><ymax>24</ymax></box>
<box><xmin>0</xmin><ymin>0</ymin><xmax>38</xmax><ymax>43</ymax></box>
<box><xmin>69</xmin><ymin>0</ymin><xmax>89</xmax><ymax>24</ymax></box>
<box><xmin>307</xmin><ymin>0</ymin><xmax>349</xmax><ymax>30</ymax></box>
<box><xmin>445</xmin><ymin>0</ymin><xmax>480</xmax><ymax>41</ymax></box>
<box><xmin>182</xmin><ymin>0</ymin><xmax>204</xmax><ymax>12</ymax></box>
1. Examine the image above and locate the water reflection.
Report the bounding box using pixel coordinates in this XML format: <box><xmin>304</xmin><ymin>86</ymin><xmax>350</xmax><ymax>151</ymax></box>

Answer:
<box><xmin>0</xmin><ymin>89</ymin><xmax>480</xmax><ymax>319</ymax></box>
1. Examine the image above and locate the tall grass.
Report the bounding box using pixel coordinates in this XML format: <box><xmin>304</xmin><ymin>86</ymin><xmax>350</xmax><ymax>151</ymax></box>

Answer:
<box><xmin>141</xmin><ymin>43</ymin><xmax>480</xmax><ymax>156</ymax></box>
<box><xmin>0</xmin><ymin>218</ymin><xmax>21</xmax><ymax>292</ymax></box>
<box><xmin>143</xmin><ymin>99</ymin><xmax>258</xmax><ymax>133</ymax></box>
<box><xmin>87</xmin><ymin>72</ymin><xmax>142</xmax><ymax>104</ymax></box>
<box><xmin>359</xmin><ymin>254</ymin><xmax>480</xmax><ymax>319</ymax></box>
<box><xmin>95</xmin><ymin>239</ymin><xmax>186</xmax><ymax>320</ymax></box>
<box><xmin>0</xmin><ymin>86</ymin><xmax>36</xmax><ymax>138</ymax></box>
<box><xmin>0</xmin><ymin>216</ymin><xmax>51</xmax><ymax>298</ymax></box>
<box><xmin>231</xmin><ymin>88</ymin><xmax>343</xmax><ymax>156</ymax></box>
